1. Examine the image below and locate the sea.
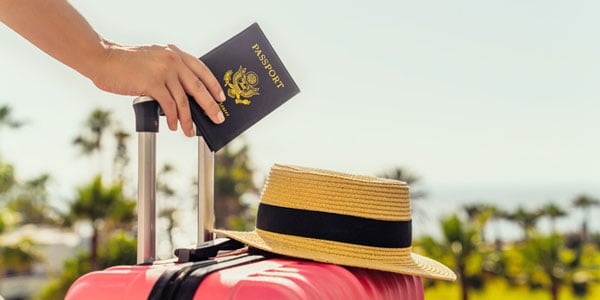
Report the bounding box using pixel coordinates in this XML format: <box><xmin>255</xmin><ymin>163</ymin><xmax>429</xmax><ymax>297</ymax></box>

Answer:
<box><xmin>412</xmin><ymin>181</ymin><xmax>600</xmax><ymax>241</ymax></box>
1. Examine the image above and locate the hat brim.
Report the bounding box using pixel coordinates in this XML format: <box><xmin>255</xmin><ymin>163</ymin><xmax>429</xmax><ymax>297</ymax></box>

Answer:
<box><xmin>213</xmin><ymin>228</ymin><xmax>456</xmax><ymax>281</ymax></box>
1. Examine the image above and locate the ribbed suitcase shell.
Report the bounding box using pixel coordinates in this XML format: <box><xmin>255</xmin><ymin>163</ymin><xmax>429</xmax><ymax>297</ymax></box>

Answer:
<box><xmin>66</xmin><ymin>257</ymin><xmax>423</xmax><ymax>300</ymax></box>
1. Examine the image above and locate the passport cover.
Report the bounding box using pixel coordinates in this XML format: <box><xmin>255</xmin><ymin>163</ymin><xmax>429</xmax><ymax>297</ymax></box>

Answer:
<box><xmin>190</xmin><ymin>23</ymin><xmax>300</xmax><ymax>151</ymax></box>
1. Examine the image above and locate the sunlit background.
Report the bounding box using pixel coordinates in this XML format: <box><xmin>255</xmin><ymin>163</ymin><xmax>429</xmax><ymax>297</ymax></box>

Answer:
<box><xmin>1</xmin><ymin>1</ymin><xmax>599</xmax><ymax>299</ymax></box>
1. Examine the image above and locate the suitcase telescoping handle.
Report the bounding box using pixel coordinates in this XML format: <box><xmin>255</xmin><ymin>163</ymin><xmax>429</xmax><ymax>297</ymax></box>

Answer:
<box><xmin>133</xmin><ymin>96</ymin><xmax>215</xmax><ymax>264</ymax></box>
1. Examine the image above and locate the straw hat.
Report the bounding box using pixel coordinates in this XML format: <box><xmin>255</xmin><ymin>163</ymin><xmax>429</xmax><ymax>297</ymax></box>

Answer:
<box><xmin>213</xmin><ymin>164</ymin><xmax>456</xmax><ymax>281</ymax></box>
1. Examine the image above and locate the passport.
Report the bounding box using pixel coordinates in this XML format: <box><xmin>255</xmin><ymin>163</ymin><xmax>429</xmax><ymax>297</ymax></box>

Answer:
<box><xmin>191</xmin><ymin>23</ymin><xmax>300</xmax><ymax>152</ymax></box>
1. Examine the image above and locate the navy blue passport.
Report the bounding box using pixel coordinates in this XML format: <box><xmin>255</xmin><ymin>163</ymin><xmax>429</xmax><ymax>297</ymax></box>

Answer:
<box><xmin>190</xmin><ymin>23</ymin><xmax>300</xmax><ymax>151</ymax></box>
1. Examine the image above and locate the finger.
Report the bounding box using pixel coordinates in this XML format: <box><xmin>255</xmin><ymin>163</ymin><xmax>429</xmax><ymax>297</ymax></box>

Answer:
<box><xmin>151</xmin><ymin>87</ymin><xmax>178</xmax><ymax>131</ymax></box>
<box><xmin>166</xmin><ymin>79</ymin><xmax>194</xmax><ymax>137</ymax></box>
<box><xmin>169</xmin><ymin>44</ymin><xmax>225</xmax><ymax>102</ymax></box>
<box><xmin>178</xmin><ymin>65</ymin><xmax>225</xmax><ymax>125</ymax></box>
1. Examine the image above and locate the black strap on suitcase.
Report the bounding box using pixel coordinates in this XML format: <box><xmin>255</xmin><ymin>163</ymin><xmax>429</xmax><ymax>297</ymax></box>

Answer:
<box><xmin>148</xmin><ymin>240</ymin><xmax>280</xmax><ymax>300</ymax></box>
<box><xmin>148</xmin><ymin>252</ymin><xmax>266</xmax><ymax>300</ymax></box>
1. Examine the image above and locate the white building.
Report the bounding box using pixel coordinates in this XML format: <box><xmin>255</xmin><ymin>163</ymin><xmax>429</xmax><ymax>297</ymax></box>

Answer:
<box><xmin>0</xmin><ymin>225</ymin><xmax>83</xmax><ymax>300</ymax></box>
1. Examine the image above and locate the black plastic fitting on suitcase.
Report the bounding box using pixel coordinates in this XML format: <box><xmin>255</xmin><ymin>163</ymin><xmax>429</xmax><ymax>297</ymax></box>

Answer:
<box><xmin>174</xmin><ymin>238</ymin><xmax>245</xmax><ymax>263</ymax></box>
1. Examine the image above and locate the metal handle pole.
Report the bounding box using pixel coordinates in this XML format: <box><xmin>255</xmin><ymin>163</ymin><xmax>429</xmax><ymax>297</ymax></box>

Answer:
<box><xmin>137</xmin><ymin>132</ymin><xmax>156</xmax><ymax>264</ymax></box>
<box><xmin>198</xmin><ymin>136</ymin><xmax>215</xmax><ymax>243</ymax></box>
<box><xmin>133</xmin><ymin>96</ymin><xmax>159</xmax><ymax>264</ymax></box>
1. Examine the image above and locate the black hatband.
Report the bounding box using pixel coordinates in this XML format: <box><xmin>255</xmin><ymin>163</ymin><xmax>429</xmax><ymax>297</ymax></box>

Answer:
<box><xmin>256</xmin><ymin>203</ymin><xmax>412</xmax><ymax>248</ymax></box>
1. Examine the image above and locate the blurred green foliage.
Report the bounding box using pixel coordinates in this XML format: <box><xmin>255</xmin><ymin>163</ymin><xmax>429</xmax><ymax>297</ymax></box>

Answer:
<box><xmin>35</xmin><ymin>230</ymin><xmax>136</xmax><ymax>300</ymax></box>
<box><xmin>2</xmin><ymin>104</ymin><xmax>599</xmax><ymax>300</ymax></box>
<box><xmin>214</xmin><ymin>143</ymin><xmax>260</xmax><ymax>230</ymax></box>
<box><xmin>416</xmin><ymin>202</ymin><xmax>599</xmax><ymax>300</ymax></box>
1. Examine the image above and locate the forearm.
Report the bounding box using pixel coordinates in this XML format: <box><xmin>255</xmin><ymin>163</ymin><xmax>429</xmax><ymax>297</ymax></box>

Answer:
<box><xmin>0</xmin><ymin>0</ymin><xmax>226</xmax><ymax>135</ymax></box>
<box><xmin>0</xmin><ymin>0</ymin><xmax>108</xmax><ymax>79</ymax></box>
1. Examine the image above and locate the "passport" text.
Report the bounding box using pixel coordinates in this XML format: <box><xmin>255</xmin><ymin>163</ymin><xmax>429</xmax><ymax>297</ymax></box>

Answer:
<box><xmin>252</xmin><ymin>43</ymin><xmax>285</xmax><ymax>88</ymax></box>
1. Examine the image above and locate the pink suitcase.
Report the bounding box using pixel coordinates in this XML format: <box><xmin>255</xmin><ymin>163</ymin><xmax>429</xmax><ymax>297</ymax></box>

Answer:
<box><xmin>66</xmin><ymin>97</ymin><xmax>424</xmax><ymax>300</ymax></box>
<box><xmin>67</xmin><ymin>253</ymin><xmax>424</xmax><ymax>299</ymax></box>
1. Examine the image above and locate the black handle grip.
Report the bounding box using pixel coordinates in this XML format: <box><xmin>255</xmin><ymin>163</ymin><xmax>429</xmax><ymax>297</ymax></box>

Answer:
<box><xmin>133</xmin><ymin>97</ymin><xmax>204</xmax><ymax>136</ymax></box>
<box><xmin>133</xmin><ymin>96</ymin><xmax>160</xmax><ymax>133</ymax></box>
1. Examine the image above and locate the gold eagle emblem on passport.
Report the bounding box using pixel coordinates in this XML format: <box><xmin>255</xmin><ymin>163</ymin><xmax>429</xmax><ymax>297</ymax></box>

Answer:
<box><xmin>223</xmin><ymin>66</ymin><xmax>260</xmax><ymax>105</ymax></box>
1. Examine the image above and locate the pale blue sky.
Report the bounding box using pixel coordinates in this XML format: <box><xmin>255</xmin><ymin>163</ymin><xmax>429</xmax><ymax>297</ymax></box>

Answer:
<box><xmin>1</xmin><ymin>0</ymin><xmax>599</xmax><ymax>209</ymax></box>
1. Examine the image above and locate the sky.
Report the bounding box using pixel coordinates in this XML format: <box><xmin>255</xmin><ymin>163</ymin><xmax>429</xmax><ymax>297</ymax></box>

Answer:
<box><xmin>1</xmin><ymin>0</ymin><xmax>599</xmax><ymax>238</ymax></box>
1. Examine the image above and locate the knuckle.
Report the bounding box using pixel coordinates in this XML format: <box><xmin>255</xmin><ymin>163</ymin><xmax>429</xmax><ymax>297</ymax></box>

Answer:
<box><xmin>176</xmin><ymin>95</ymin><xmax>190</xmax><ymax>108</ymax></box>
<box><xmin>207</xmin><ymin>100</ymin><xmax>221</xmax><ymax>114</ymax></box>
<box><xmin>167</xmin><ymin>44</ymin><xmax>180</xmax><ymax>52</ymax></box>
<box><xmin>179</xmin><ymin>113</ymin><xmax>192</xmax><ymax>125</ymax></box>
<box><xmin>161</xmin><ymin>49</ymin><xmax>177</xmax><ymax>62</ymax></box>
<box><xmin>162</xmin><ymin>104</ymin><xmax>176</xmax><ymax>118</ymax></box>
<box><xmin>165</xmin><ymin>112</ymin><xmax>176</xmax><ymax>126</ymax></box>
<box><xmin>187</xmin><ymin>80</ymin><xmax>207</xmax><ymax>99</ymax></box>
<box><xmin>194</xmin><ymin>79</ymin><xmax>206</xmax><ymax>92</ymax></box>
<box><xmin>206</xmin><ymin>80</ymin><xmax>220</xmax><ymax>93</ymax></box>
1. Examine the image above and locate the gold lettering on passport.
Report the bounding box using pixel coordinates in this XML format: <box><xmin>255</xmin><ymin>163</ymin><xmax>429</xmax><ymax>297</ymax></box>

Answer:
<box><xmin>218</xmin><ymin>102</ymin><xmax>230</xmax><ymax>117</ymax></box>
<box><xmin>252</xmin><ymin>43</ymin><xmax>285</xmax><ymax>88</ymax></box>
<box><xmin>223</xmin><ymin>66</ymin><xmax>260</xmax><ymax>105</ymax></box>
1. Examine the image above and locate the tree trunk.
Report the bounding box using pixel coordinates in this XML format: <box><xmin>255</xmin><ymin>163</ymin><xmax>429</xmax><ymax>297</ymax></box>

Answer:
<box><xmin>550</xmin><ymin>277</ymin><xmax>559</xmax><ymax>300</ymax></box>
<box><xmin>581</xmin><ymin>219</ymin><xmax>588</xmax><ymax>242</ymax></box>
<box><xmin>459</xmin><ymin>265</ymin><xmax>469</xmax><ymax>300</ymax></box>
<box><xmin>167</xmin><ymin>220</ymin><xmax>174</xmax><ymax>250</ymax></box>
<box><xmin>521</xmin><ymin>225</ymin><xmax>529</xmax><ymax>242</ymax></box>
<box><xmin>90</xmin><ymin>226</ymin><xmax>99</xmax><ymax>270</ymax></box>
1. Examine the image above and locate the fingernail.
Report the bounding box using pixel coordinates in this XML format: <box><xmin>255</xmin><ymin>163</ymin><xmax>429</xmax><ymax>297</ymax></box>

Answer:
<box><xmin>219</xmin><ymin>91</ymin><xmax>226</xmax><ymax>102</ymax></box>
<box><xmin>217</xmin><ymin>111</ymin><xmax>225</xmax><ymax>123</ymax></box>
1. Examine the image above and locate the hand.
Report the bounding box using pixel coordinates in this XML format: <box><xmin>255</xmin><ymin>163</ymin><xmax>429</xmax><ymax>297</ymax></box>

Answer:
<box><xmin>91</xmin><ymin>42</ymin><xmax>226</xmax><ymax>137</ymax></box>
<box><xmin>0</xmin><ymin>0</ymin><xmax>224</xmax><ymax>136</ymax></box>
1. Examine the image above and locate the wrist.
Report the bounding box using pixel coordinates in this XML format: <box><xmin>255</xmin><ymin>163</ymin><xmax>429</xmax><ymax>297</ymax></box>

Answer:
<box><xmin>84</xmin><ymin>38</ymin><xmax>121</xmax><ymax>88</ymax></box>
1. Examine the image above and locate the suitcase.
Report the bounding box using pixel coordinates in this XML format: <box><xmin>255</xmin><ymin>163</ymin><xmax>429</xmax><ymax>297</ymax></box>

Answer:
<box><xmin>65</xmin><ymin>97</ymin><xmax>425</xmax><ymax>300</ymax></box>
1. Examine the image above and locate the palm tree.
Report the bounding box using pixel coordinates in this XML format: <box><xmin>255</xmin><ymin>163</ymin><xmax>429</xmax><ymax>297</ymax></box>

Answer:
<box><xmin>0</xmin><ymin>105</ymin><xmax>23</xmax><ymax>130</ymax></box>
<box><xmin>440</xmin><ymin>214</ymin><xmax>481</xmax><ymax>300</ymax></box>
<box><xmin>462</xmin><ymin>203</ymin><xmax>496</xmax><ymax>243</ymax></box>
<box><xmin>73</xmin><ymin>109</ymin><xmax>113</xmax><ymax>179</ymax></box>
<box><xmin>518</xmin><ymin>234</ymin><xmax>583</xmax><ymax>300</ymax></box>
<box><xmin>73</xmin><ymin>109</ymin><xmax>134</xmax><ymax>184</ymax></box>
<box><xmin>487</xmin><ymin>205</ymin><xmax>510</xmax><ymax>249</ymax></box>
<box><xmin>69</xmin><ymin>108</ymin><xmax>137</xmax><ymax>269</ymax></box>
<box><xmin>157</xmin><ymin>163</ymin><xmax>178</xmax><ymax>251</ymax></box>
<box><xmin>0</xmin><ymin>104</ymin><xmax>21</xmax><ymax>194</ymax></box>
<box><xmin>68</xmin><ymin>176</ymin><xmax>135</xmax><ymax>270</ymax></box>
<box><xmin>463</xmin><ymin>204</ymin><xmax>485</xmax><ymax>222</ymax></box>
<box><xmin>158</xmin><ymin>207</ymin><xmax>177</xmax><ymax>251</ymax></box>
<box><xmin>72</xmin><ymin>109</ymin><xmax>112</xmax><ymax>155</ymax></box>
<box><xmin>0</xmin><ymin>108</ymin><xmax>45</xmax><ymax>292</ymax></box>
<box><xmin>379</xmin><ymin>167</ymin><xmax>427</xmax><ymax>200</ymax></box>
<box><xmin>378</xmin><ymin>167</ymin><xmax>427</xmax><ymax>218</ymax></box>
<box><xmin>572</xmin><ymin>194</ymin><xmax>600</xmax><ymax>241</ymax></box>
<box><xmin>6</xmin><ymin>173</ymin><xmax>59</xmax><ymax>225</ymax></box>
<box><xmin>540</xmin><ymin>203</ymin><xmax>567</xmax><ymax>234</ymax></box>
<box><xmin>214</xmin><ymin>143</ymin><xmax>260</xmax><ymax>230</ymax></box>
<box><xmin>157</xmin><ymin>164</ymin><xmax>176</xmax><ymax>199</ymax></box>
<box><xmin>0</xmin><ymin>158</ymin><xmax>16</xmax><ymax>196</ymax></box>
<box><xmin>112</xmin><ymin>127</ymin><xmax>131</xmax><ymax>183</ymax></box>
<box><xmin>505</xmin><ymin>206</ymin><xmax>542</xmax><ymax>242</ymax></box>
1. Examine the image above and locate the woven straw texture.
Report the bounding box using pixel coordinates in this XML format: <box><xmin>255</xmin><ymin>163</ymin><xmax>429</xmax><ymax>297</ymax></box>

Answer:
<box><xmin>213</xmin><ymin>164</ymin><xmax>457</xmax><ymax>281</ymax></box>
